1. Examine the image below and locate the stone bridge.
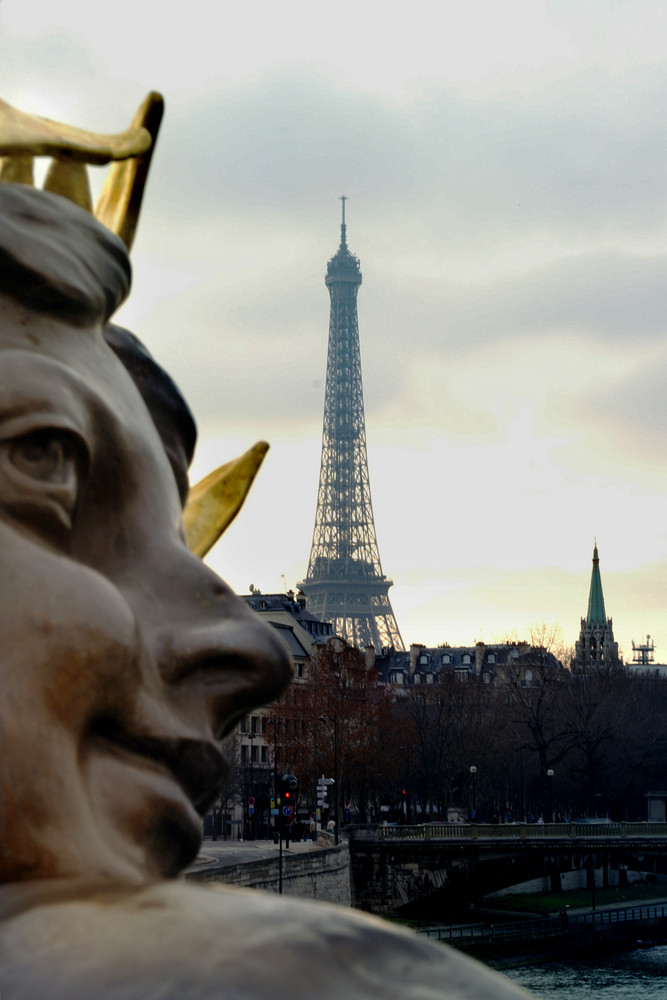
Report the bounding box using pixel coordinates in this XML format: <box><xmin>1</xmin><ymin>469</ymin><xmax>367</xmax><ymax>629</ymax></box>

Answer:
<box><xmin>346</xmin><ymin>822</ymin><xmax>667</xmax><ymax>915</ymax></box>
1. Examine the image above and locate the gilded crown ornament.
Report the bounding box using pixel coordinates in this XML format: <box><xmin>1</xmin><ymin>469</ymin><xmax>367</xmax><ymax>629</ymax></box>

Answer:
<box><xmin>0</xmin><ymin>89</ymin><xmax>267</xmax><ymax>555</ymax></box>
<box><xmin>0</xmin><ymin>90</ymin><xmax>163</xmax><ymax>251</ymax></box>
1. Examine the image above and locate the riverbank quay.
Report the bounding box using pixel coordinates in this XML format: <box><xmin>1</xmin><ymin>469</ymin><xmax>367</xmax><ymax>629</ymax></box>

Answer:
<box><xmin>182</xmin><ymin>833</ymin><xmax>352</xmax><ymax>905</ymax></box>
<box><xmin>417</xmin><ymin>898</ymin><xmax>667</xmax><ymax>968</ymax></box>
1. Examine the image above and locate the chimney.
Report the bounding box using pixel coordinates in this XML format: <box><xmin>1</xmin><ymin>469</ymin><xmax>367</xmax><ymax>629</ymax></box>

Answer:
<box><xmin>409</xmin><ymin>644</ymin><xmax>424</xmax><ymax>675</ymax></box>
<box><xmin>475</xmin><ymin>641</ymin><xmax>485</xmax><ymax>678</ymax></box>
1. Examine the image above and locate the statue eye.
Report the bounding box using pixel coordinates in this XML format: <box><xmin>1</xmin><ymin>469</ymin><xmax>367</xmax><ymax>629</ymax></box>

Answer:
<box><xmin>0</xmin><ymin>427</ymin><xmax>89</xmax><ymax>536</ymax></box>
<box><xmin>10</xmin><ymin>431</ymin><xmax>78</xmax><ymax>483</ymax></box>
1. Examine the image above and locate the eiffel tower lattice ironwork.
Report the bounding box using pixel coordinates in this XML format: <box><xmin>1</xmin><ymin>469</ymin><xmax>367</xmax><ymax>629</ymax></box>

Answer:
<box><xmin>299</xmin><ymin>199</ymin><xmax>404</xmax><ymax>651</ymax></box>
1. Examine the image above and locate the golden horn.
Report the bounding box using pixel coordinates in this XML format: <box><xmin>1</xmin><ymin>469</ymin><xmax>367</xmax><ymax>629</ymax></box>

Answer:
<box><xmin>44</xmin><ymin>159</ymin><xmax>93</xmax><ymax>212</ymax></box>
<box><xmin>0</xmin><ymin>152</ymin><xmax>33</xmax><ymax>184</ymax></box>
<box><xmin>0</xmin><ymin>96</ymin><xmax>152</xmax><ymax>163</ymax></box>
<box><xmin>184</xmin><ymin>442</ymin><xmax>269</xmax><ymax>558</ymax></box>
<box><xmin>94</xmin><ymin>91</ymin><xmax>164</xmax><ymax>250</ymax></box>
<box><xmin>0</xmin><ymin>92</ymin><xmax>164</xmax><ymax>249</ymax></box>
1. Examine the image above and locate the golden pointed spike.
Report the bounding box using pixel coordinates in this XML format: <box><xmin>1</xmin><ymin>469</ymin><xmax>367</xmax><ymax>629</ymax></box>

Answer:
<box><xmin>43</xmin><ymin>159</ymin><xmax>93</xmax><ymax>212</ymax></box>
<box><xmin>0</xmin><ymin>96</ymin><xmax>152</xmax><ymax>164</ymax></box>
<box><xmin>184</xmin><ymin>442</ymin><xmax>270</xmax><ymax>558</ymax></box>
<box><xmin>0</xmin><ymin>153</ymin><xmax>34</xmax><ymax>184</ymax></box>
<box><xmin>94</xmin><ymin>92</ymin><xmax>164</xmax><ymax>250</ymax></box>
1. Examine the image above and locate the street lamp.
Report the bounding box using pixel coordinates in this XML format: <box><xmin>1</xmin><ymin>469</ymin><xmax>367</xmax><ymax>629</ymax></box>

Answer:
<box><xmin>469</xmin><ymin>766</ymin><xmax>477</xmax><ymax>821</ymax></box>
<box><xmin>248</xmin><ymin>730</ymin><xmax>256</xmax><ymax>840</ymax></box>
<box><xmin>319</xmin><ymin>714</ymin><xmax>339</xmax><ymax>845</ymax></box>
<box><xmin>547</xmin><ymin>769</ymin><xmax>554</xmax><ymax>824</ymax></box>
<box><xmin>266</xmin><ymin>717</ymin><xmax>284</xmax><ymax>893</ymax></box>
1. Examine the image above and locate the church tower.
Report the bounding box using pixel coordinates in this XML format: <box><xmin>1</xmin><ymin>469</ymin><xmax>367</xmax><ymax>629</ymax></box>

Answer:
<box><xmin>299</xmin><ymin>200</ymin><xmax>404</xmax><ymax>651</ymax></box>
<box><xmin>574</xmin><ymin>542</ymin><xmax>621</xmax><ymax>670</ymax></box>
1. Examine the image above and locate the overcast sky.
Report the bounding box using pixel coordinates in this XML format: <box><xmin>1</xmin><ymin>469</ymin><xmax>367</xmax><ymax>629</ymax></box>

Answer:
<box><xmin>2</xmin><ymin>0</ymin><xmax>667</xmax><ymax>659</ymax></box>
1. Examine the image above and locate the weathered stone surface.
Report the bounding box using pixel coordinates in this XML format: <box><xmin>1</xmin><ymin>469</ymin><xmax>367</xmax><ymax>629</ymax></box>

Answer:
<box><xmin>0</xmin><ymin>880</ymin><xmax>533</xmax><ymax>1000</ymax></box>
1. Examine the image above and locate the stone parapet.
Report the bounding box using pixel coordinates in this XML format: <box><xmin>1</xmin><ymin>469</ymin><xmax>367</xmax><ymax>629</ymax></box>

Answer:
<box><xmin>184</xmin><ymin>842</ymin><xmax>352</xmax><ymax>907</ymax></box>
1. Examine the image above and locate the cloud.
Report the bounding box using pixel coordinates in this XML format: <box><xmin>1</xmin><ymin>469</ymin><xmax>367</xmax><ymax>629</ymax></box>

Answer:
<box><xmin>565</xmin><ymin>352</ymin><xmax>667</xmax><ymax>465</ymax></box>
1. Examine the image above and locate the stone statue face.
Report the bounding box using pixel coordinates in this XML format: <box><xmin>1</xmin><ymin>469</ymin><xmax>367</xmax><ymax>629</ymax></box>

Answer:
<box><xmin>0</xmin><ymin>247</ymin><xmax>291</xmax><ymax>885</ymax></box>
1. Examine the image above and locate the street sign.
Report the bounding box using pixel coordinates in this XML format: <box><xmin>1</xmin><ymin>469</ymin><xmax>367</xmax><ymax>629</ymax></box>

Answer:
<box><xmin>248</xmin><ymin>806</ymin><xmax>254</xmax><ymax>815</ymax></box>
<box><xmin>270</xmin><ymin>808</ymin><xmax>279</xmax><ymax>816</ymax></box>
<box><xmin>283</xmin><ymin>806</ymin><xmax>293</xmax><ymax>817</ymax></box>
<box><xmin>248</xmin><ymin>796</ymin><xmax>255</xmax><ymax>805</ymax></box>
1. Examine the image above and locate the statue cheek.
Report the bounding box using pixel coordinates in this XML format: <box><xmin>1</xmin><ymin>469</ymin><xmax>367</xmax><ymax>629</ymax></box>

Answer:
<box><xmin>0</xmin><ymin>530</ymin><xmax>141</xmax><ymax>730</ymax></box>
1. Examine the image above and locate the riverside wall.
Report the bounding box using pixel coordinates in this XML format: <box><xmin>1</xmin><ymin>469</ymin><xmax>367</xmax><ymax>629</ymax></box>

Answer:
<box><xmin>184</xmin><ymin>836</ymin><xmax>352</xmax><ymax>907</ymax></box>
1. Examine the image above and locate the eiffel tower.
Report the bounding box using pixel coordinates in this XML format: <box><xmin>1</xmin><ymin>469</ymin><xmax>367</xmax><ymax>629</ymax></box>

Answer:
<box><xmin>299</xmin><ymin>199</ymin><xmax>404</xmax><ymax>651</ymax></box>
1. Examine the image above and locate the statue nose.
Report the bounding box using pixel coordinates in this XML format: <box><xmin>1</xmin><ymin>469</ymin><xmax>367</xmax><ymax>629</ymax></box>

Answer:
<box><xmin>156</xmin><ymin>596</ymin><xmax>293</xmax><ymax>739</ymax></box>
<box><xmin>131</xmin><ymin>547</ymin><xmax>293</xmax><ymax>738</ymax></box>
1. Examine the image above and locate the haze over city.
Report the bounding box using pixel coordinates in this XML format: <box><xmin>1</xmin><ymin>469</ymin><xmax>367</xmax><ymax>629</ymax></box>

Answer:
<box><xmin>2</xmin><ymin>0</ymin><xmax>666</xmax><ymax>657</ymax></box>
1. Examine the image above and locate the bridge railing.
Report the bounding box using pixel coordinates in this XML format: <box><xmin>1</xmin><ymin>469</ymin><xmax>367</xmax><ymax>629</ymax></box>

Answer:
<box><xmin>379</xmin><ymin>821</ymin><xmax>667</xmax><ymax>842</ymax></box>
<box><xmin>418</xmin><ymin>902</ymin><xmax>667</xmax><ymax>944</ymax></box>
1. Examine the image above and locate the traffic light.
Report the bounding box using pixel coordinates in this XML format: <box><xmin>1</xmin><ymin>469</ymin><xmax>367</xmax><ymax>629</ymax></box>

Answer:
<box><xmin>281</xmin><ymin>772</ymin><xmax>298</xmax><ymax>805</ymax></box>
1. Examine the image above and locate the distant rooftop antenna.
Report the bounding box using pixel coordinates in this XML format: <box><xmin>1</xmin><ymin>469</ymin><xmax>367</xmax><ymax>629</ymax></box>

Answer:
<box><xmin>632</xmin><ymin>634</ymin><xmax>655</xmax><ymax>666</ymax></box>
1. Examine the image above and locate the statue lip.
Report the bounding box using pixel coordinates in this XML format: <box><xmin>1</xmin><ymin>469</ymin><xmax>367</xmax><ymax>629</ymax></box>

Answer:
<box><xmin>89</xmin><ymin>718</ymin><xmax>228</xmax><ymax>816</ymax></box>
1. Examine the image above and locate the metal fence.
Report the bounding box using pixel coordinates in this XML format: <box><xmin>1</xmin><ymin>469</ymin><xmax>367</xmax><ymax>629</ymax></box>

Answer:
<box><xmin>381</xmin><ymin>821</ymin><xmax>667</xmax><ymax>842</ymax></box>
<box><xmin>417</xmin><ymin>903</ymin><xmax>667</xmax><ymax>944</ymax></box>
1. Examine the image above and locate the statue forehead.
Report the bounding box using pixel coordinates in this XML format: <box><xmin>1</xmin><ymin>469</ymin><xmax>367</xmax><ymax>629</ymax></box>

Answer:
<box><xmin>0</xmin><ymin>345</ymin><xmax>111</xmax><ymax>413</ymax></box>
<box><xmin>0</xmin><ymin>327</ymin><xmax>154</xmax><ymax>441</ymax></box>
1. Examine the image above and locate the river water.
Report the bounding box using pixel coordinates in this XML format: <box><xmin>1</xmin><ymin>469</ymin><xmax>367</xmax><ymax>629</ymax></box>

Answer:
<box><xmin>502</xmin><ymin>944</ymin><xmax>667</xmax><ymax>998</ymax></box>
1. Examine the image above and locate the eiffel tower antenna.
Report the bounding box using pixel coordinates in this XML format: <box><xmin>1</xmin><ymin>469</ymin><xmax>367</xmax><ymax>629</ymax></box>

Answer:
<box><xmin>299</xmin><ymin>201</ymin><xmax>404</xmax><ymax>651</ymax></box>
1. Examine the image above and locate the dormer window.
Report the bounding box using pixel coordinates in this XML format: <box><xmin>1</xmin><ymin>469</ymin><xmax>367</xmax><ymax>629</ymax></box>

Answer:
<box><xmin>441</xmin><ymin>654</ymin><xmax>451</xmax><ymax>665</ymax></box>
<box><xmin>488</xmin><ymin>653</ymin><xmax>496</xmax><ymax>664</ymax></box>
<box><xmin>462</xmin><ymin>654</ymin><xmax>471</xmax><ymax>665</ymax></box>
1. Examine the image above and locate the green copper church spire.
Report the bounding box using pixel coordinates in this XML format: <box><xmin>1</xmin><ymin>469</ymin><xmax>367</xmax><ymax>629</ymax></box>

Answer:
<box><xmin>575</xmin><ymin>539</ymin><xmax>620</xmax><ymax>670</ymax></box>
<box><xmin>586</xmin><ymin>540</ymin><xmax>607</xmax><ymax>628</ymax></box>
